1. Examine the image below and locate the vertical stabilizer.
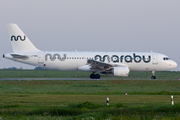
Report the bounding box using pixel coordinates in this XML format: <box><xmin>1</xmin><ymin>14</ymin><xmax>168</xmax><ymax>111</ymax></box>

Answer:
<box><xmin>7</xmin><ymin>24</ymin><xmax>40</xmax><ymax>52</ymax></box>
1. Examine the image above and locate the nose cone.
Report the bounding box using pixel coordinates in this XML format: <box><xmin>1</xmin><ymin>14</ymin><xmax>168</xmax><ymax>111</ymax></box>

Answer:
<box><xmin>165</xmin><ymin>60</ymin><xmax>177</xmax><ymax>70</ymax></box>
<box><xmin>168</xmin><ymin>60</ymin><xmax>177</xmax><ymax>69</ymax></box>
<box><xmin>171</xmin><ymin>60</ymin><xmax>177</xmax><ymax>69</ymax></box>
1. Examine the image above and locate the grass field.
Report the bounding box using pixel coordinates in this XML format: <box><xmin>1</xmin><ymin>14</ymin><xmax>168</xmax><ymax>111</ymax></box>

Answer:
<box><xmin>0</xmin><ymin>69</ymin><xmax>180</xmax><ymax>79</ymax></box>
<box><xmin>0</xmin><ymin>70</ymin><xmax>180</xmax><ymax>119</ymax></box>
<box><xmin>1</xmin><ymin>80</ymin><xmax>180</xmax><ymax>95</ymax></box>
<box><xmin>1</xmin><ymin>94</ymin><xmax>180</xmax><ymax>119</ymax></box>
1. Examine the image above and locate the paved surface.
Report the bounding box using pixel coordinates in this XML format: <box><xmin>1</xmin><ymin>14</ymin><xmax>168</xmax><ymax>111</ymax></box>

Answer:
<box><xmin>0</xmin><ymin>78</ymin><xmax>179</xmax><ymax>81</ymax></box>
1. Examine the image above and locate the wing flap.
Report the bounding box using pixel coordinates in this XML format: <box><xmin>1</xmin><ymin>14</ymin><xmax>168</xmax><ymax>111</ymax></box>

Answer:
<box><xmin>87</xmin><ymin>59</ymin><xmax>126</xmax><ymax>71</ymax></box>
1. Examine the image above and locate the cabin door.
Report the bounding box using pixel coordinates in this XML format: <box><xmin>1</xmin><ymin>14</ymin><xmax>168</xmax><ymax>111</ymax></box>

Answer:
<box><xmin>152</xmin><ymin>54</ymin><xmax>158</xmax><ymax>65</ymax></box>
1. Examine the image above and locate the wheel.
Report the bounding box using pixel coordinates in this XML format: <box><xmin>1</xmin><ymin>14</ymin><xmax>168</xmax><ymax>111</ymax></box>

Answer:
<box><xmin>90</xmin><ymin>74</ymin><xmax>95</xmax><ymax>79</ymax></box>
<box><xmin>95</xmin><ymin>74</ymin><xmax>100</xmax><ymax>79</ymax></box>
<box><xmin>151</xmin><ymin>71</ymin><xmax>156</xmax><ymax>79</ymax></box>
<box><xmin>151</xmin><ymin>76</ymin><xmax>156</xmax><ymax>79</ymax></box>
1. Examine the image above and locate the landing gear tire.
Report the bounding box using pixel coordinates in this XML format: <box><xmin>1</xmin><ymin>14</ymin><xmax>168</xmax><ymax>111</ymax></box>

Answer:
<box><xmin>151</xmin><ymin>76</ymin><xmax>156</xmax><ymax>79</ymax></box>
<box><xmin>95</xmin><ymin>74</ymin><xmax>100</xmax><ymax>79</ymax></box>
<box><xmin>90</xmin><ymin>74</ymin><xmax>100</xmax><ymax>79</ymax></box>
<box><xmin>90</xmin><ymin>74</ymin><xmax>95</xmax><ymax>79</ymax></box>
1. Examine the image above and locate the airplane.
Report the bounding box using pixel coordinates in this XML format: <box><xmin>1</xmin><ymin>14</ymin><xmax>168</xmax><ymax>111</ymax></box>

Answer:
<box><xmin>3</xmin><ymin>24</ymin><xmax>177</xmax><ymax>79</ymax></box>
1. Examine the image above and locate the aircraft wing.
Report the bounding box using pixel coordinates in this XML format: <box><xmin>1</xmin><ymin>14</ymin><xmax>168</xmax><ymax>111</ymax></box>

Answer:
<box><xmin>87</xmin><ymin>59</ymin><xmax>125</xmax><ymax>71</ymax></box>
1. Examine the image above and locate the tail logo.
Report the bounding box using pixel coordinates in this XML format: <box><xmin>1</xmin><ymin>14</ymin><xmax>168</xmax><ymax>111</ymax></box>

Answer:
<box><xmin>11</xmin><ymin>35</ymin><xmax>26</xmax><ymax>41</ymax></box>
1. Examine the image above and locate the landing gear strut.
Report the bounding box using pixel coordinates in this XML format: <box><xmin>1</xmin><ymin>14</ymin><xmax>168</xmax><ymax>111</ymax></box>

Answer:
<box><xmin>151</xmin><ymin>70</ymin><xmax>156</xmax><ymax>79</ymax></box>
<box><xmin>90</xmin><ymin>73</ymin><xmax>100</xmax><ymax>79</ymax></box>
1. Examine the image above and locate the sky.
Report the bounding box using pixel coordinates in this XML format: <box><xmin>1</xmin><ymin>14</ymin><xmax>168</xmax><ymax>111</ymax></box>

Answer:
<box><xmin>0</xmin><ymin>0</ymin><xmax>180</xmax><ymax>71</ymax></box>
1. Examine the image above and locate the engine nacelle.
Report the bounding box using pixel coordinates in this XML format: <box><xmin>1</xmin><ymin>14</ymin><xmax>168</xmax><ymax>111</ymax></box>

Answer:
<box><xmin>112</xmin><ymin>66</ymin><xmax>130</xmax><ymax>77</ymax></box>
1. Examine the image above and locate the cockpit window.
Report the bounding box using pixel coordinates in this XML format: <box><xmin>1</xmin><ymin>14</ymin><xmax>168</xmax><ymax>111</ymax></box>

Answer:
<box><xmin>163</xmin><ymin>57</ymin><xmax>170</xmax><ymax>60</ymax></box>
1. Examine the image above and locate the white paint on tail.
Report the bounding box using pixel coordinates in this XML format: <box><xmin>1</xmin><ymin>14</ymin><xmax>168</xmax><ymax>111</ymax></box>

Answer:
<box><xmin>7</xmin><ymin>24</ymin><xmax>40</xmax><ymax>52</ymax></box>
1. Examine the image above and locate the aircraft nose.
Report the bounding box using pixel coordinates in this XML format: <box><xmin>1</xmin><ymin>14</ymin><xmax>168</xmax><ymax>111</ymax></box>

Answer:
<box><xmin>171</xmin><ymin>61</ymin><xmax>177</xmax><ymax>69</ymax></box>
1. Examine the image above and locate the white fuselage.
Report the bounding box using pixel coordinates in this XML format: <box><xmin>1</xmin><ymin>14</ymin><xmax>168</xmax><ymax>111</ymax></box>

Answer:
<box><xmin>4</xmin><ymin>24</ymin><xmax>178</xmax><ymax>79</ymax></box>
<box><xmin>4</xmin><ymin>51</ymin><xmax>177</xmax><ymax>72</ymax></box>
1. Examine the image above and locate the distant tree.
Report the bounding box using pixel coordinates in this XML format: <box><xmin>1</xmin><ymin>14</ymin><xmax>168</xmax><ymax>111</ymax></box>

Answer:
<box><xmin>19</xmin><ymin>67</ymin><xmax>23</xmax><ymax>70</ymax></box>
<box><xmin>34</xmin><ymin>67</ymin><xmax>46</xmax><ymax>70</ymax></box>
<box><xmin>3</xmin><ymin>67</ymin><xmax>25</xmax><ymax>70</ymax></box>
<box><xmin>5</xmin><ymin>67</ymin><xmax>18</xmax><ymax>70</ymax></box>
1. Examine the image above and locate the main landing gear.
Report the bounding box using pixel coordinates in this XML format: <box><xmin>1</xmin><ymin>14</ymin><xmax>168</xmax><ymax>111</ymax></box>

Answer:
<box><xmin>151</xmin><ymin>70</ymin><xmax>156</xmax><ymax>79</ymax></box>
<box><xmin>90</xmin><ymin>73</ymin><xmax>100</xmax><ymax>79</ymax></box>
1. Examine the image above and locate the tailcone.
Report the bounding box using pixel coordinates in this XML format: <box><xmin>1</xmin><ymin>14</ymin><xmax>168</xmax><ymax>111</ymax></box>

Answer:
<box><xmin>2</xmin><ymin>53</ymin><xmax>13</xmax><ymax>59</ymax></box>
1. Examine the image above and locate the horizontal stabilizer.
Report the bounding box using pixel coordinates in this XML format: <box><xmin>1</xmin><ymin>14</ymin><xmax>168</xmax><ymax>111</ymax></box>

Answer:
<box><xmin>10</xmin><ymin>54</ymin><xmax>29</xmax><ymax>60</ymax></box>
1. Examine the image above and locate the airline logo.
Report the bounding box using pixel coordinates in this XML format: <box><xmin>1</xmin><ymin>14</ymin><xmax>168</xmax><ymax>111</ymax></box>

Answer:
<box><xmin>44</xmin><ymin>53</ymin><xmax>151</xmax><ymax>63</ymax></box>
<box><xmin>95</xmin><ymin>53</ymin><xmax>151</xmax><ymax>63</ymax></box>
<box><xmin>45</xmin><ymin>54</ymin><xmax>66</xmax><ymax>61</ymax></box>
<box><xmin>11</xmin><ymin>35</ymin><xmax>26</xmax><ymax>41</ymax></box>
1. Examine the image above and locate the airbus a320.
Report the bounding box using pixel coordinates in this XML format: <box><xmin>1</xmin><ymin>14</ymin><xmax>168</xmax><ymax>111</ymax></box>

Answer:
<box><xmin>3</xmin><ymin>24</ymin><xmax>177</xmax><ymax>79</ymax></box>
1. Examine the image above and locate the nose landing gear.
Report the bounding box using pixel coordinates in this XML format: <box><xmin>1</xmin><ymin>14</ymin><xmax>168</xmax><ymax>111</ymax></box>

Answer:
<box><xmin>151</xmin><ymin>70</ymin><xmax>156</xmax><ymax>79</ymax></box>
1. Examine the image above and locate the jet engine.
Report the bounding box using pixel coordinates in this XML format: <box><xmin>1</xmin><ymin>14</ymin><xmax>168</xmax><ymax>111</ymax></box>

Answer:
<box><xmin>112</xmin><ymin>66</ymin><xmax>130</xmax><ymax>77</ymax></box>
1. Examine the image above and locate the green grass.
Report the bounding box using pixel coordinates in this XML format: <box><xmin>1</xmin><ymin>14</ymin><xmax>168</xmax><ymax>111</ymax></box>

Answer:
<box><xmin>0</xmin><ymin>80</ymin><xmax>180</xmax><ymax>94</ymax></box>
<box><xmin>0</xmin><ymin>70</ymin><xmax>180</xmax><ymax>119</ymax></box>
<box><xmin>1</xmin><ymin>94</ymin><xmax>180</xmax><ymax>106</ymax></box>
<box><xmin>0</xmin><ymin>94</ymin><xmax>180</xmax><ymax>119</ymax></box>
<box><xmin>0</xmin><ymin>79</ymin><xmax>180</xmax><ymax>119</ymax></box>
<box><xmin>0</xmin><ymin>69</ymin><xmax>179</xmax><ymax>79</ymax></box>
